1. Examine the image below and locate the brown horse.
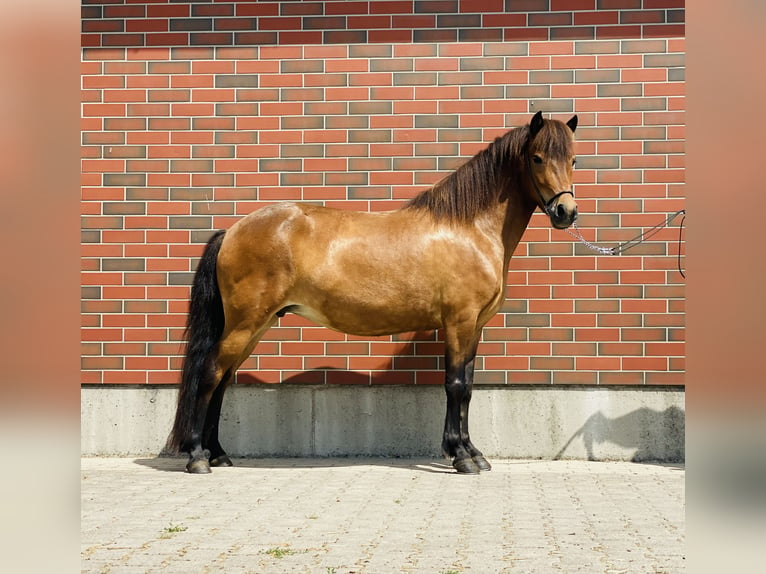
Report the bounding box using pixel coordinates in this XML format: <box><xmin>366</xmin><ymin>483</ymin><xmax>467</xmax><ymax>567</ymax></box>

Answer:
<box><xmin>168</xmin><ymin>111</ymin><xmax>578</xmax><ymax>474</ymax></box>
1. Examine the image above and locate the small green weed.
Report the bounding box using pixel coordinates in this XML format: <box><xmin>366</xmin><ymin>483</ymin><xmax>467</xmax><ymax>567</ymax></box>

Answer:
<box><xmin>159</xmin><ymin>523</ymin><xmax>188</xmax><ymax>539</ymax></box>
<box><xmin>263</xmin><ymin>546</ymin><xmax>298</xmax><ymax>559</ymax></box>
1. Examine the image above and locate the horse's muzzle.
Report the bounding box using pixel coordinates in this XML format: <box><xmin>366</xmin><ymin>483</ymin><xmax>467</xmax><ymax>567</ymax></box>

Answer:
<box><xmin>545</xmin><ymin>190</ymin><xmax>578</xmax><ymax>229</ymax></box>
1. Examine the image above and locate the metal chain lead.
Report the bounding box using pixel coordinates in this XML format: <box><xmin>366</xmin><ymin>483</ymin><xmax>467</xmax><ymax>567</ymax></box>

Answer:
<box><xmin>565</xmin><ymin>221</ymin><xmax>615</xmax><ymax>255</ymax></box>
<box><xmin>565</xmin><ymin>209</ymin><xmax>686</xmax><ymax>257</ymax></box>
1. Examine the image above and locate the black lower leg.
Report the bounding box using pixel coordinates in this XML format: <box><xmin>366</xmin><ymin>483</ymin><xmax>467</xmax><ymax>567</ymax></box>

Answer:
<box><xmin>443</xmin><ymin>361</ymin><xmax>480</xmax><ymax>474</ymax></box>
<box><xmin>460</xmin><ymin>360</ymin><xmax>491</xmax><ymax>471</ymax></box>
<box><xmin>202</xmin><ymin>373</ymin><xmax>233</xmax><ymax>467</ymax></box>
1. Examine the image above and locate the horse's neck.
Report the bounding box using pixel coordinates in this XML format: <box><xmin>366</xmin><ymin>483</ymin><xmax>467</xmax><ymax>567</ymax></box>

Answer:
<box><xmin>481</xmin><ymin>187</ymin><xmax>536</xmax><ymax>270</ymax></box>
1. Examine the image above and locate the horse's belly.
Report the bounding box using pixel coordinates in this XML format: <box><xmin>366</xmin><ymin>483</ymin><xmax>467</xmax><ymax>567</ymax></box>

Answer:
<box><xmin>287</xmin><ymin>301</ymin><xmax>441</xmax><ymax>337</ymax></box>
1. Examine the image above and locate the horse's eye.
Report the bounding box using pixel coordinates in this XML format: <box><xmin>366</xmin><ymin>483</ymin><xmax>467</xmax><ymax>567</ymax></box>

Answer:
<box><xmin>532</xmin><ymin>155</ymin><xmax>543</xmax><ymax>165</ymax></box>
<box><xmin>572</xmin><ymin>159</ymin><xmax>577</xmax><ymax>167</ymax></box>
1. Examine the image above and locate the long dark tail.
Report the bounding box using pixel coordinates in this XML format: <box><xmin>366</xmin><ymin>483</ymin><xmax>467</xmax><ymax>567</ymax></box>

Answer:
<box><xmin>167</xmin><ymin>230</ymin><xmax>226</xmax><ymax>453</ymax></box>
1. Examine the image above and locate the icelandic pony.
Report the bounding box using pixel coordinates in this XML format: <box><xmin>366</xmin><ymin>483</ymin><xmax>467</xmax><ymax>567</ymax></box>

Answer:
<box><xmin>168</xmin><ymin>111</ymin><xmax>578</xmax><ymax>474</ymax></box>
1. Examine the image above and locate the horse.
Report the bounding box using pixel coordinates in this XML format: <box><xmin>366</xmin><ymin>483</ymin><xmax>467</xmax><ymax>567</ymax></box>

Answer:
<box><xmin>167</xmin><ymin>110</ymin><xmax>579</xmax><ymax>474</ymax></box>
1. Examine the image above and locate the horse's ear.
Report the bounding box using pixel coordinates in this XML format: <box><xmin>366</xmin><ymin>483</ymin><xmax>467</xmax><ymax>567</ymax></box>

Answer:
<box><xmin>566</xmin><ymin>115</ymin><xmax>578</xmax><ymax>133</ymax></box>
<box><xmin>529</xmin><ymin>110</ymin><xmax>544</xmax><ymax>138</ymax></box>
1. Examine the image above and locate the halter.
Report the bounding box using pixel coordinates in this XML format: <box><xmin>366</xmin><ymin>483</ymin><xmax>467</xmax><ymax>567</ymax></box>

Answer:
<box><xmin>526</xmin><ymin>152</ymin><xmax>574</xmax><ymax>218</ymax></box>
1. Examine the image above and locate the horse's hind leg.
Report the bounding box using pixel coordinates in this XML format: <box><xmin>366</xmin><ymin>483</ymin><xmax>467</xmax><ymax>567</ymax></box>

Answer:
<box><xmin>202</xmin><ymin>372</ymin><xmax>234</xmax><ymax>467</ymax></box>
<box><xmin>191</xmin><ymin>316</ymin><xmax>278</xmax><ymax>471</ymax></box>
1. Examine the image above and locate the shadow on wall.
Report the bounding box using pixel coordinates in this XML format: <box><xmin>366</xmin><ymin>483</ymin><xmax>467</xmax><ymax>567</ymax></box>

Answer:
<box><xmin>554</xmin><ymin>406</ymin><xmax>685</xmax><ymax>463</ymax></box>
<box><xmin>236</xmin><ymin>330</ymin><xmax>445</xmax><ymax>386</ymax></box>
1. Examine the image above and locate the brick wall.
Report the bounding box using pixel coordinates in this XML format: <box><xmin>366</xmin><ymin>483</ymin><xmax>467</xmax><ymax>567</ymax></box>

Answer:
<box><xmin>81</xmin><ymin>1</ymin><xmax>685</xmax><ymax>386</ymax></box>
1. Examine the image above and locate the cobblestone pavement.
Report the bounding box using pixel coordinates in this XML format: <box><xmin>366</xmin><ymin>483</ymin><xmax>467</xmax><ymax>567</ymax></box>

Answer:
<box><xmin>81</xmin><ymin>457</ymin><xmax>684</xmax><ymax>574</ymax></box>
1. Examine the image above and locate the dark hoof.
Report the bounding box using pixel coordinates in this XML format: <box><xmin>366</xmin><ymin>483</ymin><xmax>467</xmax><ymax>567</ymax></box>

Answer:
<box><xmin>186</xmin><ymin>458</ymin><xmax>212</xmax><ymax>474</ymax></box>
<box><xmin>210</xmin><ymin>454</ymin><xmax>233</xmax><ymax>467</ymax></box>
<box><xmin>472</xmin><ymin>455</ymin><xmax>492</xmax><ymax>471</ymax></box>
<box><xmin>453</xmin><ymin>457</ymin><xmax>481</xmax><ymax>474</ymax></box>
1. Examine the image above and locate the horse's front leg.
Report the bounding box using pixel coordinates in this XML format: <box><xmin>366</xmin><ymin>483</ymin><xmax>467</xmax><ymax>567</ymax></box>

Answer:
<box><xmin>460</xmin><ymin>358</ymin><xmax>491</xmax><ymax>471</ymax></box>
<box><xmin>442</xmin><ymin>344</ymin><xmax>482</xmax><ymax>474</ymax></box>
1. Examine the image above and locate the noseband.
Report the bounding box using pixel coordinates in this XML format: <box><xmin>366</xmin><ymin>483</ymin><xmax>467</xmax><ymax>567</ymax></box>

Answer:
<box><xmin>526</xmin><ymin>153</ymin><xmax>574</xmax><ymax>218</ymax></box>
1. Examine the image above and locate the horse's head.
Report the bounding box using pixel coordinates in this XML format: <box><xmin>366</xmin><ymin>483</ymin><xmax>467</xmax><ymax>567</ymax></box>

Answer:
<box><xmin>526</xmin><ymin>111</ymin><xmax>578</xmax><ymax>230</ymax></box>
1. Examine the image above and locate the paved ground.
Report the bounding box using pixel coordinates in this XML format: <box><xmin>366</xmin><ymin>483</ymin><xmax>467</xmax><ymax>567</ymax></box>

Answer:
<box><xmin>81</xmin><ymin>457</ymin><xmax>684</xmax><ymax>574</ymax></box>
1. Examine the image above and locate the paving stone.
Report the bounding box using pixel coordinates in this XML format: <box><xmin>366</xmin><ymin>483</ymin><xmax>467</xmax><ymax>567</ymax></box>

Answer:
<box><xmin>82</xmin><ymin>458</ymin><xmax>685</xmax><ymax>573</ymax></box>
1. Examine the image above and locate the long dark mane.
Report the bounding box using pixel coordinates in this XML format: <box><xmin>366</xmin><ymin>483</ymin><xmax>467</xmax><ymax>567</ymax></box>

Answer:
<box><xmin>405</xmin><ymin>118</ymin><xmax>572</xmax><ymax>222</ymax></box>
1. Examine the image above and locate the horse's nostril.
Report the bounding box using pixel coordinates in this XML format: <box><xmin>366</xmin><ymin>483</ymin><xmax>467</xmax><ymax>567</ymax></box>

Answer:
<box><xmin>556</xmin><ymin>203</ymin><xmax>566</xmax><ymax>220</ymax></box>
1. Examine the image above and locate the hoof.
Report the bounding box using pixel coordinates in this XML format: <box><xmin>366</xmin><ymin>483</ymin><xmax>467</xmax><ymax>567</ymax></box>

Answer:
<box><xmin>186</xmin><ymin>458</ymin><xmax>212</xmax><ymax>474</ymax></box>
<box><xmin>453</xmin><ymin>457</ymin><xmax>481</xmax><ymax>474</ymax></box>
<box><xmin>472</xmin><ymin>455</ymin><xmax>492</xmax><ymax>471</ymax></box>
<box><xmin>210</xmin><ymin>454</ymin><xmax>233</xmax><ymax>467</ymax></box>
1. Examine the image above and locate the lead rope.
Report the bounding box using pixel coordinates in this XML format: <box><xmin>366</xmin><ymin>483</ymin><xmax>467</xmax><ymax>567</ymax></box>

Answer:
<box><xmin>565</xmin><ymin>209</ymin><xmax>686</xmax><ymax>278</ymax></box>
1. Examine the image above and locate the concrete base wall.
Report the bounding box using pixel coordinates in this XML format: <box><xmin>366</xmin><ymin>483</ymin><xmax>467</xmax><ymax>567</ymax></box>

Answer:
<box><xmin>81</xmin><ymin>385</ymin><xmax>685</xmax><ymax>462</ymax></box>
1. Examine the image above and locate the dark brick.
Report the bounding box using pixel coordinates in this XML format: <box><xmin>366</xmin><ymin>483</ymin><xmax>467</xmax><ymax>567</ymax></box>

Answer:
<box><xmin>282</xmin><ymin>116</ymin><xmax>324</xmax><ymax>130</ymax></box>
<box><xmin>169</xmin><ymin>273</ymin><xmax>196</xmax><ymax>286</ymax></box>
<box><xmin>528</xmin><ymin>99</ymin><xmax>574</xmax><ymax>113</ymax></box>
<box><xmin>170</xmin><ymin>18</ymin><xmax>213</xmax><ymax>32</ymax></box>
<box><xmin>348</xmin><ymin>186</ymin><xmax>391</xmax><ymax>200</ymax></box>
<box><xmin>281</xmin><ymin>60</ymin><xmax>324</xmax><ymax>74</ymax></box>
<box><xmin>668</xmin><ymin>68</ymin><xmax>684</xmax><ymax>81</ymax></box>
<box><xmin>438</xmin><ymin>71</ymin><xmax>483</xmax><ymax>85</ymax></box>
<box><xmin>348</xmin><ymin>130</ymin><xmax>392</xmax><ymax>143</ymax></box>
<box><xmin>215</xmin><ymin>75</ymin><xmax>259</xmax><ymax>88</ymax></box>
<box><xmin>190</xmin><ymin>33</ymin><xmax>233</xmax><ymax>45</ymax></box>
<box><xmin>349</xmin><ymin>44</ymin><xmax>392</xmax><ymax>58</ymax></box>
<box><xmin>550</xmin><ymin>27</ymin><xmax>594</xmax><ymax>40</ymax></box>
<box><xmin>413</xmin><ymin>29</ymin><xmax>456</xmax><ymax>42</ymax></box>
<box><xmin>169</xmin><ymin>216</ymin><xmax>213</xmax><ymax>230</ymax></box>
<box><xmin>530</xmin><ymin>70</ymin><xmax>574</xmax><ymax>84</ymax></box>
<box><xmin>528</xmin><ymin>12</ymin><xmax>572</xmax><ymax>26</ymax></box>
<box><xmin>506</xmin><ymin>85</ymin><xmax>550</xmax><ymax>99</ymax></box>
<box><xmin>575</xmin><ymin>69</ymin><xmax>620</xmax><ymax>83</ymax></box>
<box><xmin>621</xmin><ymin>97</ymin><xmax>667</xmax><ymax>111</ymax></box>
<box><xmin>81</xmin><ymin>231</ymin><xmax>101</xmax><ymax>244</ymax></box>
<box><xmin>280</xmin><ymin>144</ymin><xmax>326</xmax><ymax>158</ymax></box>
<box><xmin>437</xmin><ymin>14</ymin><xmax>479</xmax><ymax>27</ymax></box>
<box><xmin>414</xmin><ymin>1</ymin><xmax>459</xmax><ymax>13</ymax></box>
<box><xmin>326</xmin><ymin>172</ymin><xmax>369</xmax><ymax>186</ymax></box>
<box><xmin>576</xmin><ymin>156</ymin><xmax>620</xmax><ymax>169</ymax></box>
<box><xmin>394</xmin><ymin>72</ymin><xmax>438</xmax><ymax>86</ymax></box>
<box><xmin>102</xmin><ymin>258</ymin><xmax>145</xmax><ymax>272</ymax></box>
<box><xmin>415</xmin><ymin>115</ymin><xmax>458</xmax><ymax>128</ymax></box>
<box><xmin>484</xmin><ymin>43</ymin><xmax>528</xmax><ymax>56</ymax></box>
<box><xmin>459</xmin><ymin>28</ymin><xmax>503</xmax><ymax>42</ymax></box>
<box><xmin>370</xmin><ymin>59</ymin><xmax>414</xmax><ymax>72</ymax></box>
<box><xmin>575</xmin><ymin>40</ymin><xmax>620</xmax><ymax>54</ymax></box>
<box><xmin>280</xmin><ymin>173</ymin><xmax>323</xmax><ymax>186</ymax></box>
<box><xmin>505</xmin><ymin>0</ymin><xmax>550</xmax><ymax>11</ymax></box>
<box><xmin>104</xmin><ymin>173</ymin><xmax>146</xmax><ymax>186</ymax></box>
<box><xmin>459</xmin><ymin>57</ymin><xmax>504</xmax><ymax>71</ymax></box>
<box><xmin>598</xmin><ymin>83</ymin><xmax>643</xmax><ymax>97</ymax></box>
<box><xmin>323</xmin><ymin>30</ymin><xmax>366</xmax><ymax>43</ymax></box>
<box><xmin>258</xmin><ymin>158</ymin><xmax>303</xmax><ymax>172</ymax></box>
<box><xmin>349</xmin><ymin>101</ymin><xmax>392</xmax><ymax>115</ymax></box>
<box><xmin>644</xmin><ymin>53</ymin><xmax>685</xmax><ymax>68</ymax></box>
